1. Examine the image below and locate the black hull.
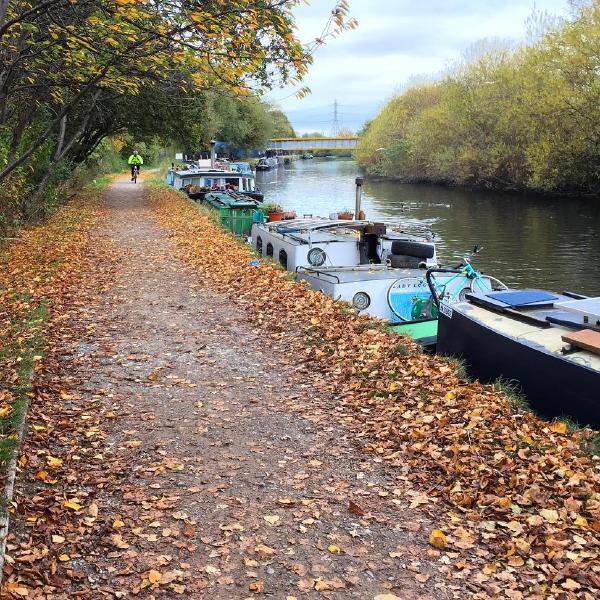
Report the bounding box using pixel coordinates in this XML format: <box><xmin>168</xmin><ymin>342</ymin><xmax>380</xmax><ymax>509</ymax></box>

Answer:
<box><xmin>437</xmin><ymin>309</ymin><xmax>600</xmax><ymax>428</ymax></box>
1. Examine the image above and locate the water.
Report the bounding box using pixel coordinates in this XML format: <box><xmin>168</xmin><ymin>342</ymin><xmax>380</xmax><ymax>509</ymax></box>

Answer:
<box><xmin>257</xmin><ymin>159</ymin><xmax>600</xmax><ymax>295</ymax></box>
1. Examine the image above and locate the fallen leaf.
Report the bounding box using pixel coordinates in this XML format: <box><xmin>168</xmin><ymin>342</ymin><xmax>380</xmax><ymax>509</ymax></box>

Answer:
<box><xmin>263</xmin><ymin>515</ymin><xmax>280</xmax><ymax>525</ymax></box>
<box><xmin>249</xmin><ymin>581</ymin><xmax>265</xmax><ymax>593</ymax></box>
<box><xmin>147</xmin><ymin>570</ymin><xmax>162</xmax><ymax>584</ymax></box>
<box><xmin>429</xmin><ymin>529</ymin><xmax>447</xmax><ymax>550</ymax></box>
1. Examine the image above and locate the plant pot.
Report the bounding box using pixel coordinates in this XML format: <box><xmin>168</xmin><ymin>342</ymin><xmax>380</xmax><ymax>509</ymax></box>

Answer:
<box><xmin>338</xmin><ymin>212</ymin><xmax>353</xmax><ymax>220</ymax></box>
<box><xmin>283</xmin><ymin>211</ymin><xmax>297</xmax><ymax>220</ymax></box>
<box><xmin>267</xmin><ymin>211</ymin><xmax>284</xmax><ymax>222</ymax></box>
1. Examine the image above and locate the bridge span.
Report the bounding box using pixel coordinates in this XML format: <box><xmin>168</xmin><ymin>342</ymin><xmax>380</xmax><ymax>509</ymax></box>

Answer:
<box><xmin>266</xmin><ymin>137</ymin><xmax>360</xmax><ymax>152</ymax></box>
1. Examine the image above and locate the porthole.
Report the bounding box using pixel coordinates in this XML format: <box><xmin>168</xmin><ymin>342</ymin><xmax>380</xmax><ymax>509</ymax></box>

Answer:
<box><xmin>279</xmin><ymin>249</ymin><xmax>288</xmax><ymax>270</ymax></box>
<box><xmin>352</xmin><ymin>292</ymin><xmax>371</xmax><ymax>311</ymax></box>
<box><xmin>307</xmin><ymin>247</ymin><xmax>326</xmax><ymax>267</ymax></box>
<box><xmin>256</xmin><ymin>235</ymin><xmax>263</xmax><ymax>254</ymax></box>
<box><xmin>266</xmin><ymin>243</ymin><xmax>274</xmax><ymax>257</ymax></box>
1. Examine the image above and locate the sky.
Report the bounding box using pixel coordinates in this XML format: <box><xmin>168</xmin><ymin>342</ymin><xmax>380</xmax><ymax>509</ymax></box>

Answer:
<box><xmin>267</xmin><ymin>0</ymin><xmax>572</xmax><ymax>135</ymax></box>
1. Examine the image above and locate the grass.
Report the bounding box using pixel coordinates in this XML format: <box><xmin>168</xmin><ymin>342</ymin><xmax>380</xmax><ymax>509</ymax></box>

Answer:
<box><xmin>0</xmin><ymin>300</ymin><xmax>48</xmax><ymax>501</ymax></box>
<box><xmin>143</xmin><ymin>174</ymin><xmax>169</xmax><ymax>189</ymax></box>
<box><xmin>494</xmin><ymin>377</ymin><xmax>531</xmax><ymax>414</ymax></box>
<box><xmin>84</xmin><ymin>174</ymin><xmax>114</xmax><ymax>192</ymax></box>
<box><xmin>392</xmin><ymin>340</ymin><xmax>412</xmax><ymax>357</ymax></box>
<box><xmin>439</xmin><ymin>355</ymin><xmax>469</xmax><ymax>380</ymax></box>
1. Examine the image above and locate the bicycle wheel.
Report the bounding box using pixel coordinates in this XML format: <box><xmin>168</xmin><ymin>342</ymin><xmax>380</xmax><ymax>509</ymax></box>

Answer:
<box><xmin>133</xmin><ymin>168</ymin><xmax>138</xmax><ymax>184</ymax></box>
<box><xmin>470</xmin><ymin>275</ymin><xmax>508</xmax><ymax>294</ymax></box>
<box><xmin>428</xmin><ymin>272</ymin><xmax>471</xmax><ymax>304</ymax></box>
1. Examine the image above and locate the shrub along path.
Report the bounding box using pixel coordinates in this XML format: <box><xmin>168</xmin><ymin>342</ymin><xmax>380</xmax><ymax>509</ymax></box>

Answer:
<box><xmin>1</xmin><ymin>178</ymin><xmax>599</xmax><ymax>599</ymax></box>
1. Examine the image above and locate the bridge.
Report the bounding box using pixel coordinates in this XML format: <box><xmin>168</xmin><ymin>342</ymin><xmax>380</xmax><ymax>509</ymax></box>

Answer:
<box><xmin>266</xmin><ymin>137</ymin><xmax>360</xmax><ymax>153</ymax></box>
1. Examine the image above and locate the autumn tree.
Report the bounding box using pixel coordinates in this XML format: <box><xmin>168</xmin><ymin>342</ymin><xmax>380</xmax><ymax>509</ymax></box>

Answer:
<box><xmin>355</xmin><ymin>0</ymin><xmax>600</xmax><ymax>194</ymax></box>
<box><xmin>0</xmin><ymin>0</ymin><xmax>356</xmax><ymax>226</ymax></box>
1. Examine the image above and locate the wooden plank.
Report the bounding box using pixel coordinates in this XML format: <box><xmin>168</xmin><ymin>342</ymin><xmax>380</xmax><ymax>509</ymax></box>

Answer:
<box><xmin>562</xmin><ymin>329</ymin><xmax>600</xmax><ymax>356</ymax></box>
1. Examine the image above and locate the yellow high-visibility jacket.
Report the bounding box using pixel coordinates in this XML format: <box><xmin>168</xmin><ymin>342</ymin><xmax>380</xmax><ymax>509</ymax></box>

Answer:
<box><xmin>128</xmin><ymin>154</ymin><xmax>144</xmax><ymax>165</ymax></box>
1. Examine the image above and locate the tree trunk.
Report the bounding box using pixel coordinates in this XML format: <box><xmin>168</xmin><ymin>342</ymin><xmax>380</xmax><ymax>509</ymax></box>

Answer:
<box><xmin>0</xmin><ymin>0</ymin><xmax>9</xmax><ymax>31</ymax></box>
<box><xmin>0</xmin><ymin>75</ymin><xmax>104</xmax><ymax>182</ymax></box>
<box><xmin>25</xmin><ymin>92</ymin><xmax>100</xmax><ymax>219</ymax></box>
<box><xmin>7</xmin><ymin>105</ymin><xmax>35</xmax><ymax>165</ymax></box>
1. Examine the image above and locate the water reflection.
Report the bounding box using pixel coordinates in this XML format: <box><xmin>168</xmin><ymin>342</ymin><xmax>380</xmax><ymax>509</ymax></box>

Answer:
<box><xmin>256</xmin><ymin>159</ymin><xmax>600</xmax><ymax>295</ymax></box>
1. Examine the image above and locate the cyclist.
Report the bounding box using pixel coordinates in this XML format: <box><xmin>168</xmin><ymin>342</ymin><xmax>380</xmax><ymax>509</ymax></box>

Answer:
<box><xmin>128</xmin><ymin>149</ymin><xmax>144</xmax><ymax>180</ymax></box>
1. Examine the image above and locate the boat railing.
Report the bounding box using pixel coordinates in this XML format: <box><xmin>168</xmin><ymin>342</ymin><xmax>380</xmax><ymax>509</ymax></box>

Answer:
<box><xmin>296</xmin><ymin>266</ymin><xmax>341</xmax><ymax>283</ymax></box>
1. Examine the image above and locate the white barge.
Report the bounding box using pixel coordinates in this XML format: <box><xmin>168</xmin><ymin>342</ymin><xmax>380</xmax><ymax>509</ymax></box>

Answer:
<box><xmin>251</xmin><ymin>217</ymin><xmax>501</xmax><ymax>345</ymax></box>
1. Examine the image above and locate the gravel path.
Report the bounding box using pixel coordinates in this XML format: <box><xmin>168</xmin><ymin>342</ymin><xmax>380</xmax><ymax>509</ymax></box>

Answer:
<box><xmin>6</xmin><ymin>179</ymin><xmax>453</xmax><ymax>599</ymax></box>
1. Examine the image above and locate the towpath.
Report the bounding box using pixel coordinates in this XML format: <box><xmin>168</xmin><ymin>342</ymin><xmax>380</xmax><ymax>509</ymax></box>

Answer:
<box><xmin>3</xmin><ymin>178</ymin><xmax>452</xmax><ymax>599</ymax></box>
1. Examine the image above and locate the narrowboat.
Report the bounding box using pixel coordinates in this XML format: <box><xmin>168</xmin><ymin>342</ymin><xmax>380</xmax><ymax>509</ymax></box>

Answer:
<box><xmin>255</xmin><ymin>157</ymin><xmax>279</xmax><ymax>171</ymax></box>
<box><xmin>251</xmin><ymin>219</ymin><xmax>501</xmax><ymax>346</ymax></box>
<box><xmin>437</xmin><ymin>290</ymin><xmax>600</xmax><ymax>427</ymax></box>
<box><xmin>168</xmin><ymin>163</ymin><xmax>263</xmax><ymax>202</ymax></box>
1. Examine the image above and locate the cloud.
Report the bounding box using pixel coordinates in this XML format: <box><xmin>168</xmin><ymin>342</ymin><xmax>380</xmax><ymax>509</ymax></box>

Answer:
<box><xmin>266</xmin><ymin>0</ymin><xmax>570</xmax><ymax>135</ymax></box>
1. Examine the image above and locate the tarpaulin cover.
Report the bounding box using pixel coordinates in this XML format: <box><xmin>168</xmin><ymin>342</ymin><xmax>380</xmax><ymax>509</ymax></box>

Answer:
<box><xmin>486</xmin><ymin>290</ymin><xmax>558</xmax><ymax>307</ymax></box>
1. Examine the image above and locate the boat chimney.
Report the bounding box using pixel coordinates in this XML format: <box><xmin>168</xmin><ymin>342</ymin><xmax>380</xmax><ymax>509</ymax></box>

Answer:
<box><xmin>354</xmin><ymin>177</ymin><xmax>364</xmax><ymax>220</ymax></box>
<box><xmin>210</xmin><ymin>140</ymin><xmax>217</xmax><ymax>169</ymax></box>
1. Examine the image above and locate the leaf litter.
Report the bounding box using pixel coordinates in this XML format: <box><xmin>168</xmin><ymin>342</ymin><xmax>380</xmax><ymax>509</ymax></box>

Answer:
<box><xmin>146</xmin><ymin>186</ymin><xmax>600</xmax><ymax>598</ymax></box>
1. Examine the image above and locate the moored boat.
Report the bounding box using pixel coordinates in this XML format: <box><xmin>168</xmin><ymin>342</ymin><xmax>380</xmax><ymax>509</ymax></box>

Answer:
<box><xmin>251</xmin><ymin>218</ymin><xmax>502</xmax><ymax>346</ymax></box>
<box><xmin>437</xmin><ymin>290</ymin><xmax>600</xmax><ymax>427</ymax></box>
<box><xmin>255</xmin><ymin>157</ymin><xmax>279</xmax><ymax>171</ymax></box>
<box><xmin>168</xmin><ymin>160</ymin><xmax>263</xmax><ymax>202</ymax></box>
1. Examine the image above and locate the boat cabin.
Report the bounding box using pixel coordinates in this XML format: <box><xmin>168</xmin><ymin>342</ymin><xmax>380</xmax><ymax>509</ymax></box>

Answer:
<box><xmin>251</xmin><ymin>219</ymin><xmax>437</xmax><ymax>272</ymax></box>
<box><xmin>169</xmin><ymin>168</ymin><xmax>257</xmax><ymax>194</ymax></box>
<box><xmin>256</xmin><ymin>157</ymin><xmax>279</xmax><ymax>171</ymax></box>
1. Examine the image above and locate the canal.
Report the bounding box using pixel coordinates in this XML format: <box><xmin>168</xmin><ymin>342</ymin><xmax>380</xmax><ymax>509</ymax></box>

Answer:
<box><xmin>257</xmin><ymin>158</ymin><xmax>600</xmax><ymax>296</ymax></box>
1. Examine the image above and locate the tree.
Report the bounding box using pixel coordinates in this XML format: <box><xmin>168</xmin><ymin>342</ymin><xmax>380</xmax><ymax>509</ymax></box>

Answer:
<box><xmin>268</xmin><ymin>108</ymin><xmax>296</xmax><ymax>138</ymax></box>
<box><xmin>354</xmin><ymin>0</ymin><xmax>600</xmax><ymax>193</ymax></box>
<box><xmin>0</xmin><ymin>1</ymin><xmax>356</xmax><ymax>226</ymax></box>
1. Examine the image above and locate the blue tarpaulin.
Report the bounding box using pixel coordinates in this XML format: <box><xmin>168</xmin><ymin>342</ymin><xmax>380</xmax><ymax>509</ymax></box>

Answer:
<box><xmin>487</xmin><ymin>290</ymin><xmax>558</xmax><ymax>307</ymax></box>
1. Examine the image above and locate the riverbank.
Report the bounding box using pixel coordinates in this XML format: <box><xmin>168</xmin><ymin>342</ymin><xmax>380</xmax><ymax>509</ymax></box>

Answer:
<box><xmin>360</xmin><ymin>172</ymin><xmax>600</xmax><ymax>200</ymax></box>
<box><xmin>1</xmin><ymin>178</ymin><xmax>599</xmax><ymax>597</ymax></box>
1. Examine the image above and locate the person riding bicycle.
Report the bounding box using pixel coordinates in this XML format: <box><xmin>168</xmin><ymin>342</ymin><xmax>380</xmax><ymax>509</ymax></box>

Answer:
<box><xmin>128</xmin><ymin>149</ymin><xmax>144</xmax><ymax>180</ymax></box>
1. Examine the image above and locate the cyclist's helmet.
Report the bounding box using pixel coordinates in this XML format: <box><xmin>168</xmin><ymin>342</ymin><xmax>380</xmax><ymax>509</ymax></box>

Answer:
<box><xmin>133</xmin><ymin>149</ymin><xmax>139</xmax><ymax>154</ymax></box>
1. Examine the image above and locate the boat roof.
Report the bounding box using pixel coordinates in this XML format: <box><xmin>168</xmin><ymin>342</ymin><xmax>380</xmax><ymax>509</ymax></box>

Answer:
<box><xmin>174</xmin><ymin>169</ymin><xmax>254</xmax><ymax>178</ymax></box>
<box><xmin>299</xmin><ymin>265</ymin><xmax>428</xmax><ymax>282</ymax></box>
<box><xmin>257</xmin><ymin>219</ymin><xmax>430</xmax><ymax>244</ymax></box>
<box><xmin>464</xmin><ymin>290</ymin><xmax>598</xmax><ymax>329</ymax></box>
<box><xmin>455</xmin><ymin>293</ymin><xmax>600</xmax><ymax>372</ymax></box>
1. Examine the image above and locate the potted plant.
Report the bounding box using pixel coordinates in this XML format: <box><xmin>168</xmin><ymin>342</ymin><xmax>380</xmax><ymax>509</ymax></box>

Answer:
<box><xmin>261</xmin><ymin>202</ymin><xmax>284</xmax><ymax>222</ymax></box>
<box><xmin>337</xmin><ymin>210</ymin><xmax>353</xmax><ymax>220</ymax></box>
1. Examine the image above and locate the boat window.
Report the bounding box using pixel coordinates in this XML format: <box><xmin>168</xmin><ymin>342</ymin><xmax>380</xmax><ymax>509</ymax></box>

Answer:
<box><xmin>279</xmin><ymin>249</ymin><xmax>288</xmax><ymax>269</ymax></box>
<box><xmin>266</xmin><ymin>243</ymin><xmax>274</xmax><ymax>257</ymax></box>
<box><xmin>256</xmin><ymin>236</ymin><xmax>263</xmax><ymax>254</ymax></box>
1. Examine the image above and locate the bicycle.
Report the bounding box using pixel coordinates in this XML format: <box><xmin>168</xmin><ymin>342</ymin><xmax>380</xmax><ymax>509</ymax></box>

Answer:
<box><xmin>425</xmin><ymin>255</ymin><xmax>508</xmax><ymax>310</ymax></box>
<box><xmin>131</xmin><ymin>164</ymin><xmax>140</xmax><ymax>184</ymax></box>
